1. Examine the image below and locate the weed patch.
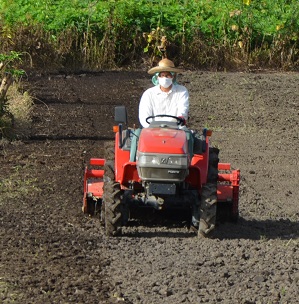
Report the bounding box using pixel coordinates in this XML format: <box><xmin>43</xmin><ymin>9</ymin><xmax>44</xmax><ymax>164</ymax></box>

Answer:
<box><xmin>0</xmin><ymin>167</ymin><xmax>40</xmax><ymax>204</ymax></box>
<box><xmin>7</xmin><ymin>82</ymin><xmax>33</xmax><ymax>139</ymax></box>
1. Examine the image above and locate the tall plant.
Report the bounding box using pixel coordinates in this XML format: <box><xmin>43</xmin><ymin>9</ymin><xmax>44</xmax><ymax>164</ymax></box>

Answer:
<box><xmin>0</xmin><ymin>51</ymin><xmax>24</xmax><ymax>137</ymax></box>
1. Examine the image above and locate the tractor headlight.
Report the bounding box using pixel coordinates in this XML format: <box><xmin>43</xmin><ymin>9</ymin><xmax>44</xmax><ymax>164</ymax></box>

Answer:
<box><xmin>138</xmin><ymin>155</ymin><xmax>160</xmax><ymax>165</ymax></box>
<box><xmin>137</xmin><ymin>154</ymin><xmax>188</xmax><ymax>167</ymax></box>
<box><xmin>167</xmin><ymin>156</ymin><xmax>188</xmax><ymax>166</ymax></box>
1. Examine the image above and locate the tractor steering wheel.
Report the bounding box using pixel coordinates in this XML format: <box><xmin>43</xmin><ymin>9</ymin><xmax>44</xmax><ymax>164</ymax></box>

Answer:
<box><xmin>145</xmin><ymin>114</ymin><xmax>184</xmax><ymax>126</ymax></box>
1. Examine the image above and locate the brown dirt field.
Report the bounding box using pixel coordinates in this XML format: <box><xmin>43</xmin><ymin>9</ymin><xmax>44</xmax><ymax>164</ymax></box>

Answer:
<box><xmin>0</xmin><ymin>70</ymin><xmax>298</xmax><ymax>303</ymax></box>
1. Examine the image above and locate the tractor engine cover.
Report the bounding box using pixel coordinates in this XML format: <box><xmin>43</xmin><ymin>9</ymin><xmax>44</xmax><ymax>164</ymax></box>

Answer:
<box><xmin>136</xmin><ymin>128</ymin><xmax>190</xmax><ymax>182</ymax></box>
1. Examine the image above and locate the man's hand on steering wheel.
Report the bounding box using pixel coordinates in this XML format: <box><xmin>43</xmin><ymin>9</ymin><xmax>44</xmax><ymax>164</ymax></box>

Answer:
<box><xmin>178</xmin><ymin>116</ymin><xmax>186</xmax><ymax>126</ymax></box>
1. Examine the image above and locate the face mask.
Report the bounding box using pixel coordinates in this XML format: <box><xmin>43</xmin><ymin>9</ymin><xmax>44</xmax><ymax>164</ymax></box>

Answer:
<box><xmin>158</xmin><ymin>77</ymin><xmax>173</xmax><ymax>88</ymax></box>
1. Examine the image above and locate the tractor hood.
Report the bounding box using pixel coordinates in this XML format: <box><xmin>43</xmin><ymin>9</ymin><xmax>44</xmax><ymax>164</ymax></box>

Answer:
<box><xmin>136</xmin><ymin>128</ymin><xmax>189</xmax><ymax>182</ymax></box>
<box><xmin>138</xmin><ymin>128</ymin><xmax>188</xmax><ymax>154</ymax></box>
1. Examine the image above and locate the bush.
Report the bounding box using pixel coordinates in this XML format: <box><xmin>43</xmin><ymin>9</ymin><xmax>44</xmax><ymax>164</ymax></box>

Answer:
<box><xmin>0</xmin><ymin>0</ymin><xmax>299</xmax><ymax>70</ymax></box>
<box><xmin>0</xmin><ymin>51</ymin><xmax>32</xmax><ymax>139</ymax></box>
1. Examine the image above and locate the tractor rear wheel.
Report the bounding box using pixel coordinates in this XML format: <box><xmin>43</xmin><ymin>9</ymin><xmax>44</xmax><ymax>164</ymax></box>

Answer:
<box><xmin>198</xmin><ymin>147</ymin><xmax>219</xmax><ymax>237</ymax></box>
<box><xmin>102</xmin><ymin>161</ymin><xmax>123</xmax><ymax>236</ymax></box>
<box><xmin>198</xmin><ymin>183</ymin><xmax>217</xmax><ymax>237</ymax></box>
<box><xmin>103</xmin><ymin>179</ymin><xmax>123</xmax><ymax>236</ymax></box>
<box><xmin>102</xmin><ymin>141</ymin><xmax>124</xmax><ymax>236</ymax></box>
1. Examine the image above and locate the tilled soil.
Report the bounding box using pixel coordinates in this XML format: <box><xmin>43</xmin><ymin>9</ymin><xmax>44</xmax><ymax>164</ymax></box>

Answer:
<box><xmin>0</xmin><ymin>70</ymin><xmax>298</xmax><ymax>304</ymax></box>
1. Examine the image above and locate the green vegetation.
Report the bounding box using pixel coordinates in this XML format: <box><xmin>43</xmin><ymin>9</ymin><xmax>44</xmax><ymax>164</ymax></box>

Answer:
<box><xmin>0</xmin><ymin>278</ymin><xmax>22</xmax><ymax>304</ymax></box>
<box><xmin>0</xmin><ymin>0</ymin><xmax>298</xmax><ymax>70</ymax></box>
<box><xmin>0</xmin><ymin>51</ymin><xmax>26</xmax><ymax>138</ymax></box>
<box><xmin>0</xmin><ymin>165</ymin><xmax>40</xmax><ymax>203</ymax></box>
<box><xmin>0</xmin><ymin>51</ymin><xmax>32</xmax><ymax>139</ymax></box>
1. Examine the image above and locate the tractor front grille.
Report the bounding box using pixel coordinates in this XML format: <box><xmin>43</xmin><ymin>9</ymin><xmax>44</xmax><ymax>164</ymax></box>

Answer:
<box><xmin>138</xmin><ymin>167</ymin><xmax>188</xmax><ymax>182</ymax></box>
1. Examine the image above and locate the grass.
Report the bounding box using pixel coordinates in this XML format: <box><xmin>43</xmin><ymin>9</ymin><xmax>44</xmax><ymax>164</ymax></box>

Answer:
<box><xmin>0</xmin><ymin>278</ymin><xmax>21</xmax><ymax>303</ymax></box>
<box><xmin>0</xmin><ymin>80</ymin><xmax>33</xmax><ymax>139</ymax></box>
<box><xmin>6</xmin><ymin>81</ymin><xmax>34</xmax><ymax>139</ymax></box>
<box><xmin>0</xmin><ymin>165</ymin><xmax>40</xmax><ymax>204</ymax></box>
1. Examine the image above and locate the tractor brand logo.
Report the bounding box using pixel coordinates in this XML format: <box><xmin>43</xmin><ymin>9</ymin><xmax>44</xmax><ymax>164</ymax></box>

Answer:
<box><xmin>168</xmin><ymin>170</ymin><xmax>180</xmax><ymax>174</ymax></box>
<box><xmin>160</xmin><ymin>158</ymin><xmax>168</xmax><ymax>164</ymax></box>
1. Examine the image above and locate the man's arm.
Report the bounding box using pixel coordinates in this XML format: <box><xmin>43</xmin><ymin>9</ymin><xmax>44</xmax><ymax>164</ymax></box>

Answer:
<box><xmin>177</xmin><ymin>86</ymin><xmax>189</xmax><ymax>121</ymax></box>
<box><xmin>139</xmin><ymin>90</ymin><xmax>153</xmax><ymax>128</ymax></box>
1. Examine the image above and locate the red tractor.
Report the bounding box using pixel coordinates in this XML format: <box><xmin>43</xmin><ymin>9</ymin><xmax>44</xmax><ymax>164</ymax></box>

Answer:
<box><xmin>82</xmin><ymin>106</ymin><xmax>240</xmax><ymax>237</ymax></box>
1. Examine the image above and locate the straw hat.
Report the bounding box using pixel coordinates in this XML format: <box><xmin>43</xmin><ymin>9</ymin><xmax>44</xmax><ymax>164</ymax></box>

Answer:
<box><xmin>148</xmin><ymin>58</ymin><xmax>183</xmax><ymax>75</ymax></box>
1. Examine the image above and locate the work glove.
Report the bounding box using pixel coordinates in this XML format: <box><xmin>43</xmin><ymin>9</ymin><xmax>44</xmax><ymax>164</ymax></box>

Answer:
<box><xmin>178</xmin><ymin>116</ymin><xmax>186</xmax><ymax>126</ymax></box>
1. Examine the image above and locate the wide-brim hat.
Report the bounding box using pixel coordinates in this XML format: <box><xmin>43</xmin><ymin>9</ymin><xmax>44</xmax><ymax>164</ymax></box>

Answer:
<box><xmin>148</xmin><ymin>58</ymin><xmax>183</xmax><ymax>74</ymax></box>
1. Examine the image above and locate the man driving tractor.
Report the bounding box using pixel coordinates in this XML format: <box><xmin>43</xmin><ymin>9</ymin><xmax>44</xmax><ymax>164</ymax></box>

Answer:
<box><xmin>82</xmin><ymin>58</ymin><xmax>240</xmax><ymax>237</ymax></box>
<box><xmin>130</xmin><ymin>58</ymin><xmax>197</xmax><ymax>161</ymax></box>
<box><xmin>139</xmin><ymin>58</ymin><xmax>189</xmax><ymax>128</ymax></box>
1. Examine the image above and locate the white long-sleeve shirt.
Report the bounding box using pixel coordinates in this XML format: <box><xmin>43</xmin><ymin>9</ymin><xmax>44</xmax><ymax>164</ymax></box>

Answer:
<box><xmin>139</xmin><ymin>84</ymin><xmax>189</xmax><ymax>128</ymax></box>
